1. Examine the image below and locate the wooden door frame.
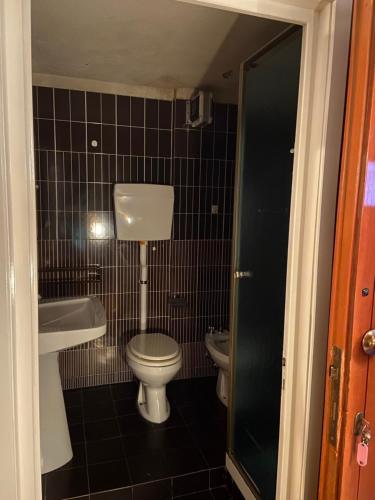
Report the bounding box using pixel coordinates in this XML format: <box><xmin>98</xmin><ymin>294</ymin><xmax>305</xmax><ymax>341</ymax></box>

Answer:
<box><xmin>318</xmin><ymin>1</ymin><xmax>375</xmax><ymax>498</ymax></box>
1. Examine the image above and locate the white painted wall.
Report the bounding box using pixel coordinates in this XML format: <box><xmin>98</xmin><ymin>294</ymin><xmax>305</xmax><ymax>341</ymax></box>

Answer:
<box><xmin>0</xmin><ymin>0</ymin><xmax>41</xmax><ymax>499</ymax></box>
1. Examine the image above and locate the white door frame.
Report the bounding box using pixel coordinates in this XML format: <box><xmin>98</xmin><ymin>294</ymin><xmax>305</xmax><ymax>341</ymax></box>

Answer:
<box><xmin>0</xmin><ymin>0</ymin><xmax>351</xmax><ymax>499</ymax></box>
<box><xmin>0</xmin><ymin>0</ymin><xmax>41</xmax><ymax>499</ymax></box>
<box><xmin>180</xmin><ymin>0</ymin><xmax>352</xmax><ymax>499</ymax></box>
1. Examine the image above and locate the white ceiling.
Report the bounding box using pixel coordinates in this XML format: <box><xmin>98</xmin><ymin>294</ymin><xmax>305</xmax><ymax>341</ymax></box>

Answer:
<box><xmin>31</xmin><ymin>0</ymin><xmax>287</xmax><ymax>102</ymax></box>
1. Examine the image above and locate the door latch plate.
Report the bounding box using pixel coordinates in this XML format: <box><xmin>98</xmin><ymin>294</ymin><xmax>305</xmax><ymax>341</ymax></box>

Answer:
<box><xmin>328</xmin><ymin>345</ymin><xmax>342</xmax><ymax>446</ymax></box>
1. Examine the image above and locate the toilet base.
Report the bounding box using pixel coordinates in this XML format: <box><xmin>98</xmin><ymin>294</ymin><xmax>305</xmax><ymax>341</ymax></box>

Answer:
<box><xmin>137</xmin><ymin>381</ymin><xmax>170</xmax><ymax>423</ymax></box>
<box><xmin>217</xmin><ymin>369</ymin><xmax>229</xmax><ymax>407</ymax></box>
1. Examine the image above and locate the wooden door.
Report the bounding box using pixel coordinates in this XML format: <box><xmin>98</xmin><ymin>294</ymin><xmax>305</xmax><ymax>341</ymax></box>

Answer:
<box><xmin>318</xmin><ymin>1</ymin><xmax>375</xmax><ymax>499</ymax></box>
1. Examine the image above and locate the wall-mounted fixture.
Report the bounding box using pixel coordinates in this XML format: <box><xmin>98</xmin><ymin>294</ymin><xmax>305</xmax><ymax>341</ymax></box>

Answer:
<box><xmin>186</xmin><ymin>90</ymin><xmax>213</xmax><ymax>128</ymax></box>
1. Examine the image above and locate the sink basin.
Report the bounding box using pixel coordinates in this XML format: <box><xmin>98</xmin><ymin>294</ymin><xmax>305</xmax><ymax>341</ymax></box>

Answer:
<box><xmin>39</xmin><ymin>296</ymin><xmax>106</xmax><ymax>354</ymax></box>
<box><xmin>38</xmin><ymin>296</ymin><xmax>107</xmax><ymax>474</ymax></box>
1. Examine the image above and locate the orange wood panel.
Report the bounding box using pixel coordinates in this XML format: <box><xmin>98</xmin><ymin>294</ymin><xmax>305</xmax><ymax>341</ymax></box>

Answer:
<box><xmin>318</xmin><ymin>1</ymin><xmax>375</xmax><ymax>499</ymax></box>
<box><xmin>358</xmin><ymin>72</ymin><xmax>375</xmax><ymax>500</ymax></box>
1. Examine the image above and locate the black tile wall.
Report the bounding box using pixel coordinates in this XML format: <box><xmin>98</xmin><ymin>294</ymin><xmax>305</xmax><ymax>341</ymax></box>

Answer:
<box><xmin>34</xmin><ymin>87</ymin><xmax>236</xmax><ymax>388</ymax></box>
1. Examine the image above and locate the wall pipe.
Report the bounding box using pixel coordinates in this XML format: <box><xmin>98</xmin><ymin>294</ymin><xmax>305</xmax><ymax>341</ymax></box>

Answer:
<box><xmin>139</xmin><ymin>241</ymin><xmax>148</xmax><ymax>332</ymax></box>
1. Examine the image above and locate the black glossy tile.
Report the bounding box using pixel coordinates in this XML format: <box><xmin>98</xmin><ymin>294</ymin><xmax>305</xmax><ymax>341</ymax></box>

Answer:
<box><xmin>88</xmin><ymin>460</ymin><xmax>131</xmax><ymax>493</ymax></box>
<box><xmin>65</xmin><ymin>497</ymin><xmax>89</xmax><ymax>500</ymax></box>
<box><xmin>159</xmin><ymin>100</ymin><xmax>172</xmax><ymax>129</ymax></box>
<box><xmin>131</xmin><ymin>97</ymin><xmax>144</xmax><ymax>127</ymax></box>
<box><xmin>209</xmin><ymin>467</ymin><xmax>227</xmax><ymax>488</ymax></box>
<box><xmin>146</xmin><ymin>99</ymin><xmax>158</xmax><ymax>128</ymax></box>
<box><xmin>164</xmin><ymin>446</ymin><xmax>207</xmax><ymax>476</ymax></box>
<box><xmin>153</xmin><ymin>409</ymin><xmax>185</xmax><ymax>430</ymax></box>
<box><xmin>70</xmin><ymin>90</ymin><xmax>86</xmax><ymax>121</ymax></box>
<box><xmin>199</xmin><ymin>447</ymin><xmax>225</xmax><ymax>468</ymax></box>
<box><xmin>111</xmin><ymin>383</ymin><xmax>138</xmax><ymax>401</ymax></box>
<box><xmin>117</xmin><ymin>95</ymin><xmax>130</xmax><ymax>125</ymax></box>
<box><xmin>230</xmin><ymin>482</ymin><xmax>244</xmax><ymax>500</ymax></box>
<box><xmin>175</xmin><ymin>491</ymin><xmax>213</xmax><ymax>500</ymax></box>
<box><xmin>69</xmin><ymin>423</ymin><xmax>85</xmax><ymax>444</ymax></box>
<box><xmin>87</xmin><ymin>92</ymin><xmax>101</xmax><ymax>123</ymax></box>
<box><xmin>38</xmin><ymin>87</ymin><xmax>54</xmax><ymax>118</ymax></box>
<box><xmin>210</xmin><ymin>487</ymin><xmax>230</xmax><ymax>500</ymax></box>
<box><xmin>45</xmin><ymin>466</ymin><xmax>89</xmax><ymax>500</ymax></box>
<box><xmin>118</xmin><ymin>413</ymin><xmax>155</xmax><ymax>436</ymax></box>
<box><xmin>131</xmin><ymin>127</ymin><xmax>144</xmax><ymax>156</ymax></box>
<box><xmin>102</xmin><ymin>93</ymin><xmax>116</xmax><ymax>124</ymax></box>
<box><xmin>87</xmin><ymin>437</ymin><xmax>125</xmax><ymax>465</ymax></box>
<box><xmin>146</xmin><ymin>128</ymin><xmax>158</xmax><ymax>156</ymax></box>
<box><xmin>213</xmin><ymin>104</ymin><xmax>228</xmax><ymax>132</ymax></box>
<box><xmin>102</xmin><ymin>125</ymin><xmax>116</xmax><ymax>154</ymax></box>
<box><xmin>133</xmin><ymin>478</ymin><xmax>172</xmax><ymax>500</ymax></box>
<box><xmin>55</xmin><ymin>120</ymin><xmax>71</xmax><ymax>151</ymax></box>
<box><xmin>172</xmin><ymin>470</ymin><xmax>209</xmax><ymax>497</ymax></box>
<box><xmin>54</xmin><ymin>89</ymin><xmax>70</xmax><ymax>120</ymax></box>
<box><xmin>159</xmin><ymin>130</ymin><xmax>172</xmax><ymax>157</ymax></box>
<box><xmin>227</xmin><ymin>105</ymin><xmax>237</xmax><ymax>133</ymax></box>
<box><xmin>114</xmin><ymin>398</ymin><xmax>137</xmax><ymax>416</ymax></box>
<box><xmin>91</xmin><ymin>488</ymin><xmax>132</xmax><ymax>499</ymax></box>
<box><xmin>83</xmin><ymin>402</ymin><xmax>116</xmax><ymax>422</ymax></box>
<box><xmin>117</xmin><ymin>126</ymin><xmax>130</xmax><ymax>155</ymax></box>
<box><xmin>83</xmin><ymin>386</ymin><xmax>112</xmax><ymax>406</ymax></box>
<box><xmin>174</xmin><ymin>129</ymin><xmax>187</xmax><ymax>157</ymax></box>
<box><xmin>38</xmin><ymin>119</ymin><xmax>55</xmax><ymax>150</ymax></box>
<box><xmin>174</xmin><ymin>100</ymin><xmax>186</xmax><ymax>129</ymax></box>
<box><xmin>60</xmin><ymin>442</ymin><xmax>86</xmax><ymax>470</ymax></box>
<box><xmin>64</xmin><ymin>389</ymin><xmax>83</xmax><ymax>408</ymax></box>
<box><xmin>87</xmin><ymin>123</ymin><xmax>102</xmax><ymax>152</ymax></box>
<box><xmin>85</xmin><ymin>418</ymin><xmax>120</xmax><ymax>441</ymax></box>
<box><xmin>177</xmin><ymin>402</ymin><xmax>216</xmax><ymax>425</ymax></box>
<box><xmin>127</xmin><ymin>451</ymin><xmax>170</xmax><ymax>483</ymax></box>
<box><xmin>71</xmin><ymin>122</ymin><xmax>86</xmax><ymax>152</ymax></box>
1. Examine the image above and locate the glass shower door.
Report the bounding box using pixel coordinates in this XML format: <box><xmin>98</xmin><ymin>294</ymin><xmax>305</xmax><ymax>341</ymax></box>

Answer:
<box><xmin>229</xmin><ymin>27</ymin><xmax>302</xmax><ymax>500</ymax></box>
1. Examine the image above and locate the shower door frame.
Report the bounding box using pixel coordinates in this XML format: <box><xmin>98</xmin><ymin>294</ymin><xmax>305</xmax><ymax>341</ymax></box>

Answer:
<box><xmin>0</xmin><ymin>0</ymin><xmax>352</xmax><ymax>499</ymax></box>
<box><xmin>181</xmin><ymin>0</ymin><xmax>353</xmax><ymax>498</ymax></box>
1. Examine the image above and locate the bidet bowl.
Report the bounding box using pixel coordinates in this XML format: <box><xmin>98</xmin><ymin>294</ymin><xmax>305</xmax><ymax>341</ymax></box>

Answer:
<box><xmin>205</xmin><ymin>331</ymin><xmax>230</xmax><ymax>406</ymax></box>
<box><xmin>205</xmin><ymin>332</ymin><xmax>230</xmax><ymax>371</ymax></box>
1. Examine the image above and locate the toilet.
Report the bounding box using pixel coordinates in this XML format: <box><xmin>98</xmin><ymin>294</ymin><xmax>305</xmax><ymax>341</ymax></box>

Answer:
<box><xmin>114</xmin><ymin>184</ymin><xmax>180</xmax><ymax>423</ymax></box>
<box><xmin>205</xmin><ymin>330</ymin><xmax>230</xmax><ymax>406</ymax></box>
<box><xmin>126</xmin><ymin>333</ymin><xmax>182</xmax><ymax>423</ymax></box>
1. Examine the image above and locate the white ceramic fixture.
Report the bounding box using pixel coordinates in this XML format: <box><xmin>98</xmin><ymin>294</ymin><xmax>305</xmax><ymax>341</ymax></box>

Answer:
<box><xmin>38</xmin><ymin>297</ymin><xmax>106</xmax><ymax>473</ymax></box>
<box><xmin>114</xmin><ymin>183</ymin><xmax>174</xmax><ymax>241</ymax></box>
<box><xmin>114</xmin><ymin>183</ymin><xmax>181</xmax><ymax>424</ymax></box>
<box><xmin>205</xmin><ymin>330</ymin><xmax>230</xmax><ymax>406</ymax></box>
<box><xmin>126</xmin><ymin>333</ymin><xmax>182</xmax><ymax>423</ymax></box>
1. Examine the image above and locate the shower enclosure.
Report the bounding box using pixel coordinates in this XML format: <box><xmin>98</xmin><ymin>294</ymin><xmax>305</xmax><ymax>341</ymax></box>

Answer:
<box><xmin>228</xmin><ymin>26</ymin><xmax>302</xmax><ymax>500</ymax></box>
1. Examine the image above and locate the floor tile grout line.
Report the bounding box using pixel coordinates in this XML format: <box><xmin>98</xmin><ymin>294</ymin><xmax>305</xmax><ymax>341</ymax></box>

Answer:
<box><xmin>112</xmin><ymin>387</ymin><xmax>134</xmax><ymax>488</ymax></box>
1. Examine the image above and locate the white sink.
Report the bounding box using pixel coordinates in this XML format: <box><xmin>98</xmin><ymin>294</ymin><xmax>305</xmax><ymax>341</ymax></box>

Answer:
<box><xmin>38</xmin><ymin>296</ymin><xmax>107</xmax><ymax>474</ymax></box>
<box><xmin>39</xmin><ymin>296</ymin><xmax>106</xmax><ymax>355</ymax></box>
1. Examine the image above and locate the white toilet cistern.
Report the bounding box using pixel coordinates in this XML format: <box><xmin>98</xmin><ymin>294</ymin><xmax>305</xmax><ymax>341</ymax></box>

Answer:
<box><xmin>114</xmin><ymin>184</ymin><xmax>182</xmax><ymax>423</ymax></box>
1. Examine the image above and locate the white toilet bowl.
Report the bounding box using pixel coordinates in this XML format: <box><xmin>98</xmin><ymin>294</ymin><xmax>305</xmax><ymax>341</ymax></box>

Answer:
<box><xmin>205</xmin><ymin>331</ymin><xmax>230</xmax><ymax>406</ymax></box>
<box><xmin>126</xmin><ymin>333</ymin><xmax>182</xmax><ymax>423</ymax></box>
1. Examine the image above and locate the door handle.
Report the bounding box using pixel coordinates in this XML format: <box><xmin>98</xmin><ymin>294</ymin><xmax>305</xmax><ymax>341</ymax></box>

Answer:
<box><xmin>234</xmin><ymin>270</ymin><xmax>253</xmax><ymax>279</ymax></box>
<box><xmin>362</xmin><ymin>330</ymin><xmax>375</xmax><ymax>355</ymax></box>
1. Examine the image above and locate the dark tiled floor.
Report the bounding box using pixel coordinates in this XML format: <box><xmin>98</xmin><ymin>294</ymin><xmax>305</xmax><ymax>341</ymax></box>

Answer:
<box><xmin>42</xmin><ymin>377</ymin><xmax>244</xmax><ymax>500</ymax></box>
